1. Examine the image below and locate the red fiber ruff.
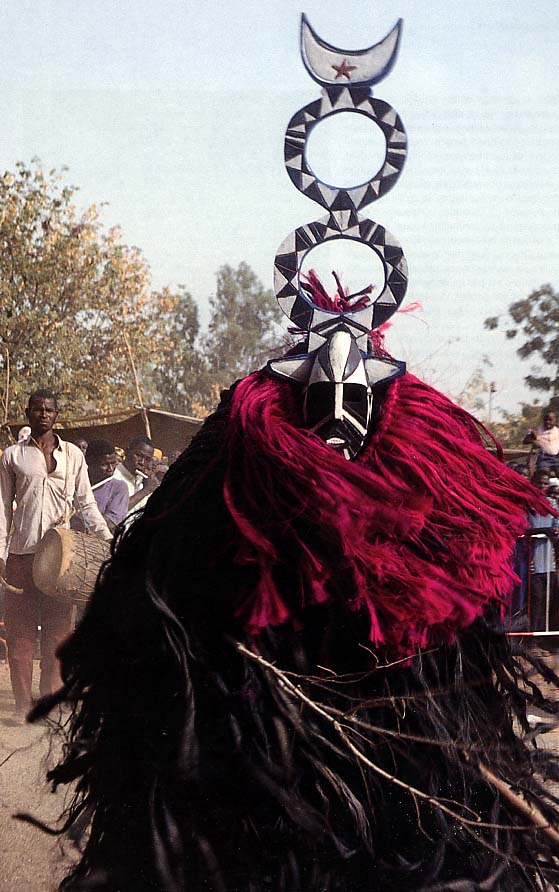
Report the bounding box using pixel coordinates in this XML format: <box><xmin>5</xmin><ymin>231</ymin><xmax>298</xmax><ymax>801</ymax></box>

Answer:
<box><xmin>223</xmin><ymin>371</ymin><xmax>547</xmax><ymax>654</ymax></box>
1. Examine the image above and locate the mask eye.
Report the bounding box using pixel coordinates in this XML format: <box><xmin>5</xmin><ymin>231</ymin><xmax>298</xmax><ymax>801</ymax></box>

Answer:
<box><xmin>343</xmin><ymin>383</ymin><xmax>368</xmax><ymax>425</ymax></box>
<box><xmin>306</xmin><ymin>382</ymin><xmax>335</xmax><ymax>427</ymax></box>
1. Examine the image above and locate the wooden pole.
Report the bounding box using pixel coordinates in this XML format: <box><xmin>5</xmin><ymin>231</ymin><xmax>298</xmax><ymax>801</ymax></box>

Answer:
<box><xmin>123</xmin><ymin>332</ymin><xmax>152</xmax><ymax>439</ymax></box>
<box><xmin>3</xmin><ymin>347</ymin><xmax>10</xmax><ymax>426</ymax></box>
<box><xmin>0</xmin><ymin>348</ymin><xmax>15</xmax><ymax>445</ymax></box>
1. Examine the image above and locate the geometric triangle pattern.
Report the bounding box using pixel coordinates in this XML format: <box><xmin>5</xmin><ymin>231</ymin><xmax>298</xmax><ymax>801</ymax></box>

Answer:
<box><xmin>274</xmin><ymin>211</ymin><xmax>407</xmax><ymax>331</ymax></box>
<box><xmin>284</xmin><ymin>89</ymin><xmax>407</xmax><ymax>213</ymax></box>
<box><xmin>267</xmin><ymin>18</ymin><xmax>409</xmax><ymax>460</ymax></box>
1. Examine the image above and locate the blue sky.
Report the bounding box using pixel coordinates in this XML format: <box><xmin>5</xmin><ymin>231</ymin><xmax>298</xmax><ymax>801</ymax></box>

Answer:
<box><xmin>1</xmin><ymin>0</ymin><xmax>558</xmax><ymax>415</ymax></box>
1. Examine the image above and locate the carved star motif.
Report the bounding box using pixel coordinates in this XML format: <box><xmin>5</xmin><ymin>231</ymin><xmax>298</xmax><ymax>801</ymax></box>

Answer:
<box><xmin>332</xmin><ymin>59</ymin><xmax>357</xmax><ymax>80</ymax></box>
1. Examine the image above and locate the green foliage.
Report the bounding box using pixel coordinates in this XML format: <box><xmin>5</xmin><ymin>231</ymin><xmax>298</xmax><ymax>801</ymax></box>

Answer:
<box><xmin>488</xmin><ymin>402</ymin><xmax>543</xmax><ymax>449</ymax></box>
<box><xmin>148</xmin><ymin>285</ymin><xmax>206</xmax><ymax>415</ymax></box>
<box><xmin>203</xmin><ymin>262</ymin><xmax>284</xmax><ymax>391</ymax></box>
<box><xmin>484</xmin><ymin>284</ymin><xmax>559</xmax><ymax>395</ymax></box>
<box><xmin>149</xmin><ymin>264</ymin><xmax>284</xmax><ymax>416</ymax></box>
<box><xmin>0</xmin><ymin>162</ymin><xmax>285</xmax><ymax>425</ymax></box>
<box><xmin>453</xmin><ymin>366</ymin><xmax>491</xmax><ymax>414</ymax></box>
<box><xmin>0</xmin><ymin>161</ymin><xmax>156</xmax><ymax>419</ymax></box>
<box><xmin>451</xmin><ymin>358</ymin><xmax>498</xmax><ymax>421</ymax></box>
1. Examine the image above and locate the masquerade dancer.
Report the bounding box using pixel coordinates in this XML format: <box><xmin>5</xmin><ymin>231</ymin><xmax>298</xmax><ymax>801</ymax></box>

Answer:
<box><xmin>27</xmin><ymin>16</ymin><xmax>559</xmax><ymax>892</ymax></box>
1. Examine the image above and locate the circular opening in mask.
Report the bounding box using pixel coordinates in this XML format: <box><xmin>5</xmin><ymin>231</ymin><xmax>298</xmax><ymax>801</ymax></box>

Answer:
<box><xmin>305</xmin><ymin>111</ymin><xmax>386</xmax><ymax>189</ymax></box>
<box><xmin>299</xmin><ymin>238</ymin><xmax>386</xmax><ymax>311</ymax></box>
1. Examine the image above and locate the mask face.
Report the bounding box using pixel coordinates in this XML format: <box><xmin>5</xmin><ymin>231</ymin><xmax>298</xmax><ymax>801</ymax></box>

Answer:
<box><xmin>267</xmin><ymin>307</ymin><xmax>406</xmax><ymax>462</ymax></box>
<box><xmin>304</xmin><ymin>328</ymin><xmax>372</xmax><ymax>460</ymax></box>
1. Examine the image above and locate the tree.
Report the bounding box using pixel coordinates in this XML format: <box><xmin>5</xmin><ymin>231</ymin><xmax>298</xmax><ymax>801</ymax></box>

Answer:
<box><xmin>0</xmin><ymin>161</ymin><xmax>159</xmax><ymax>422</ymax></box>
<box><xmin>0</xmin><ymin>163</ymin><xmax>288</xmax><ymax>427</ymax></box>
<box><xmin>203</xmin><ymin>262</ymin><xmax>284</xmax><ymax>393</ymax></box>
<box><xmin>148</xmin><ymin>285</ymin><xmax>208</xmax><ymax>415</ymax></box>
<box><xmin>148</xmin><ymin>264</ymin><xmax>285</xmax><ymax>417</ymax></box>
<box><xmin>489</xmin><ymin>402</ymin><xmax>543</xmax><ymax>449</ymax></box>
<box><xmin>451</xmin><ymin>357</ymin><xmax>497</xmax><ymax>421</ymax></box>
<box><xmin>453</xmin><ymin>366</ymin><xmax>491</xmax><ymax>415</ymax></box>
<box><xmin>484</xmin><ymin>284</ymin><xmax>559</xmax><ymax>396</ymax></box>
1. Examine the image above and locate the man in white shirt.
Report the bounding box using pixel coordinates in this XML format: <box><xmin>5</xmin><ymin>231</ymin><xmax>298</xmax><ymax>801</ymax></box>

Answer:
<box><xmin>523</xmin><ymin>411</ymin><xmax>559</xmax><ymax>469</ymax></box>
<box><xmin>0</xmin><ymin>389</ymin><xmax>111</xmax><ymax>714</ymax></box>
<box><xmin>114</xmin><ymin>435</ymin><xmax>159</xmax><ymax>517</ymax></box>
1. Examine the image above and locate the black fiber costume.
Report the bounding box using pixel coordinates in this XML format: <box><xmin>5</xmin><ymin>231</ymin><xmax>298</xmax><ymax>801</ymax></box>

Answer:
<box><xmin>27</xmin><ymin>375</ymin><xmax>559</xmax><ymax>892</ymax></box>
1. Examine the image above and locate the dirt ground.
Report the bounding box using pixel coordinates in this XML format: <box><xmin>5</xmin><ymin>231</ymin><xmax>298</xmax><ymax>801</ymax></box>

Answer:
<box><xmin>0</xmin><ymin>660</ymin><xmax>76</xmax><ymax>892</ymax></box>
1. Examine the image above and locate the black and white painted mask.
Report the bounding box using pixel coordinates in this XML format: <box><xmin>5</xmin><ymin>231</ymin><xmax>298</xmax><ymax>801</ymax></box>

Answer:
<box><xmin>270</xmin><ymin>321</ymin><xmax>404</xmax><ymax>460</ymax></box>
<box><xmin>305</xmin><ymin>329</ymin><xmax>370</xmax><ymax>458</ymax></box>
<box><xmin>267</xmin><ymin>15</ymin><xmax>408</xmax><ymax>460</ymax></box>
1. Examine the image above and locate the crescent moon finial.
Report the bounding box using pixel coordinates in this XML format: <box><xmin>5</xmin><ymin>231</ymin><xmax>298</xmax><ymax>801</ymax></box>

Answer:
<box><xmin>300</xmin><ymin>14</ymin><xmax>403</xmax><ymax>87</ymax></box>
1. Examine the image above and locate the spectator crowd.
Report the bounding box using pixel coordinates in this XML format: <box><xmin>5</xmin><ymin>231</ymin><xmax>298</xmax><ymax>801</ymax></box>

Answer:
<box><xmin>509</xmin><ymin>411</ymin><xmax>559</xmax><ymax>640</ymax></box>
